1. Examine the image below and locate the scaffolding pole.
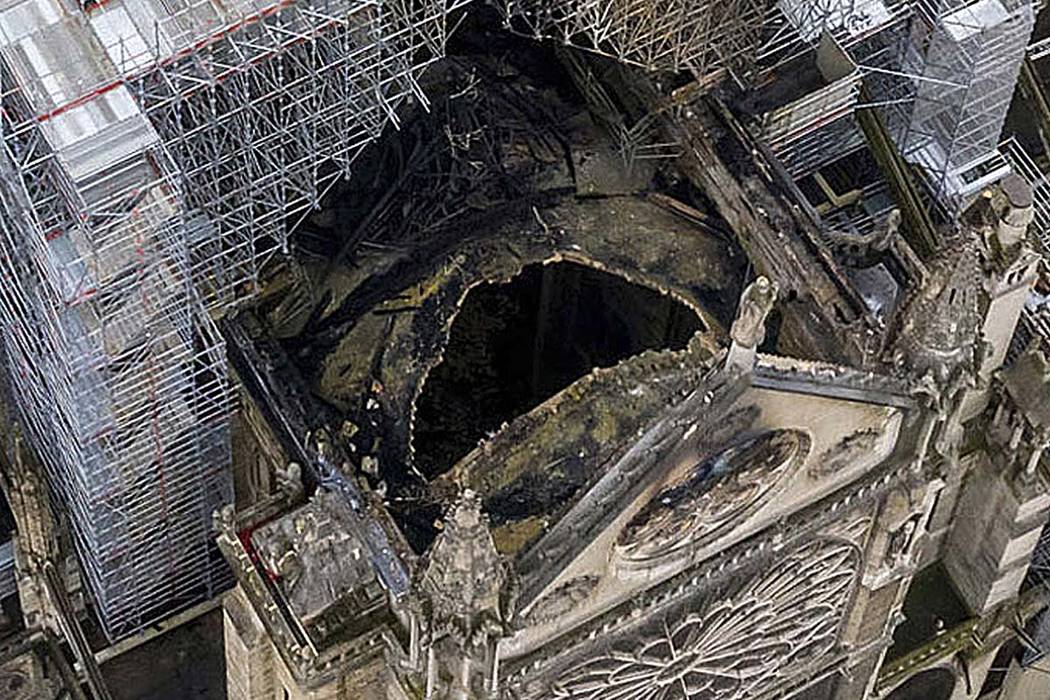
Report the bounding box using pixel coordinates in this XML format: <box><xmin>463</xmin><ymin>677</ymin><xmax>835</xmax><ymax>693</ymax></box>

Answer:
<box><xmin>493</xmin><ymin>0</ymin><xmax>771</xmax><ymax>80</ymax></box>
<box><xmin>0</xmin><ymin>0</ymin><xmax>463</xmax><ymax>640</ymax></box>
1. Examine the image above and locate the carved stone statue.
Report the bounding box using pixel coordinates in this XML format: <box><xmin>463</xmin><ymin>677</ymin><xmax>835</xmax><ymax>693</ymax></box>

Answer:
<box><xmin>886</xmin><ymin>515</ymin><xmax>920</xmax><ymax>569</ymax></box>
<box><xmin>726</xmin><ymin>276</ymin><xmax>778</xmax><ymax>371</ymax></box>
<box><xmin>731</xmin><ymin>276</ymin><xmax>779</xmax><ymax>349</ymax></box>
<box><xmin>823</xmin><ymin>208</ymin><xmax>901</xmax><ymax>267</ymax></box>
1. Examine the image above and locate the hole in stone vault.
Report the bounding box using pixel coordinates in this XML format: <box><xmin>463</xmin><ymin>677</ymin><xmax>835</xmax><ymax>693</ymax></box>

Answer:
<box><xmin>413</xmin><ymin>261</ymin><xmax>705</xmax><ymax>479</ymax></box>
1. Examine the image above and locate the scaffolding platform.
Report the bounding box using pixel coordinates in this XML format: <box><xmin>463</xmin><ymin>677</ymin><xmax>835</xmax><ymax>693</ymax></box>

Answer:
<box><xmin>879</xmin><ymin>0</ymin><xmax>1037</xmax><ymax>209</ymax></box>
<box><xmin>0</xmin><ymin>0</ymin><xmax>462</xmax><ymax>640</ymax></box>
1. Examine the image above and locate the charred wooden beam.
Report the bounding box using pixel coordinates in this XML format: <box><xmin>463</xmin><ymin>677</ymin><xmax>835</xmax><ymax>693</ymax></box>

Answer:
<box><xmin>580</xmin><ymin>61</ymin><xmax>882</xmax><ymax>365</ymax></box>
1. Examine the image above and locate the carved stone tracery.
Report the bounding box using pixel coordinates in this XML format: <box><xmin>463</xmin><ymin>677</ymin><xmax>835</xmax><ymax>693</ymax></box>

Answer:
<box><xmin>616</xmin><ymin>430</ymin><xmax>810</xmax><ymax>565</ymax></box>
<box><xmin>522</xmin><ymin>576</ymin><xmax>601</xmax><ymax>627</ymax></box>
<box><xmin>549</xmin><ymin>535</ymin><xmax>861</xmax><ymax>699</ymax></box>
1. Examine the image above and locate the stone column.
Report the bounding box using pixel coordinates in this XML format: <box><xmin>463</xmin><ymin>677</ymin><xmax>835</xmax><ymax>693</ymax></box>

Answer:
<box><xmin>960</xmin><ymin>176</ymin><xmax>1039</xmax><ymax>423</ymax></box>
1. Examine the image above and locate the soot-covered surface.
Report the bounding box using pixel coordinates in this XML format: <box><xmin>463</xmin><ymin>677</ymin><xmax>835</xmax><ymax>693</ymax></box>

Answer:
<box><xmin>412</xmin><ymin>260</ymin><xmax>704</xmax><ymax>478</ymax></box>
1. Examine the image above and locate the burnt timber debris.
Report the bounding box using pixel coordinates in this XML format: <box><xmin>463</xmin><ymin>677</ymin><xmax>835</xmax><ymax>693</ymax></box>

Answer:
<box><xmin>5</xmin><ymin>2</ymin><xmax>1050</xmax><ymax>700</ymax></box>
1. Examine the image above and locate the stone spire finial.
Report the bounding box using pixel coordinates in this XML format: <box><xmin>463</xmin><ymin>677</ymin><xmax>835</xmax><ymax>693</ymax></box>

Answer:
<box><xmin>995</xmin><ymin>173</ymin><xmax>1034</xmax><ymax>252</ymax></box>
<box><xmin>419</xmin><ymin>489</ymin><xmax>507</xmax><ymax>699</ymax></box>
<box><xmin>890</xmin><ymin>236</ymin><xmax>981</xmax><ymax>385</ymax></box>
<box><xmin>421</xmin><ymin>489</ymin><xmax>504</xmax><ymax>633</ymax></box>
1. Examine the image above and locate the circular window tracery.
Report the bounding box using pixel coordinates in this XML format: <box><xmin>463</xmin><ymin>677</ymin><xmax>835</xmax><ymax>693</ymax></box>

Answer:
<box><xmin>616</xmin><ymin>430</ymin><xmax>810</xmax><ymax>565</ymax></box>
<box><xmin>1</xmin><ymin>670</ymin><xmax>29</xmax><ymax>700</ymax></box>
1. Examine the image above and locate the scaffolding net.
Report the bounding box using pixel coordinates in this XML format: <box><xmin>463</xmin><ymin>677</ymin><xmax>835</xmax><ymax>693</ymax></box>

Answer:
<box><xmin>0</xmin><ymin>0</ymin><xmax>460</xmax><ymax>640</ymax></box>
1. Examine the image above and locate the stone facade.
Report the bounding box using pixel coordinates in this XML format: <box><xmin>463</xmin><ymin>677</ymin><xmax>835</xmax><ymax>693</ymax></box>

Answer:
<box><xmin>207</xmin><ymin>37</ymin><xmax>1050</xmax><ymax>700</ymax></box>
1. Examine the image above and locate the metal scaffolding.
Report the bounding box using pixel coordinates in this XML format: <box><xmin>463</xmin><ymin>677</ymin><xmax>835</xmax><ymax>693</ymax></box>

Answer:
<box><xmin>0</xmin><ymin>0</ymin><xmax>461</xmax><ymax>640</ymax></box>
<box><xmin>759</xmin><ymin>0</ymin><xmax>913</xmax><ymax>72</ymax></box>
<box><xmin>754</xmin><ymin>9</ymin><xmax>911</xmax><ymax>244</ymax></box>
<box><xmin>999</xmin><ymin>138</ymin><xmax>1050</xmax><ymax>590</ymax></box>
<box><xmin>758</xmin><ymin>50</ymin><xmax>866</xmax><ymax>179</ymax></box>
<box><xmin>493</xmin><ymin>0</ymin><xmax>771</xmax><ymax>78</ymax></box>
<box><xmin>135</xmin><ymin>0</ymin><xmax>458</xmax><ymax>305</ymax></box>
<box><xmin>880</xmin><ymin>0</ymin><xmax>1037</xmax><ymax>208</ymax></box>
